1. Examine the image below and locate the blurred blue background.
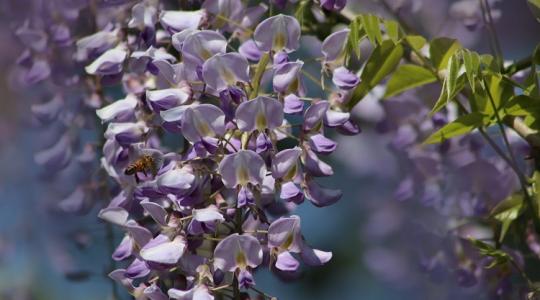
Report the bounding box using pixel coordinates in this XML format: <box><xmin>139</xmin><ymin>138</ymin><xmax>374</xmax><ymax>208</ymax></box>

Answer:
<box><xmin>0</xmin><ymin>0</ymin><xmax>539</xmax><ymax>299</ymax></box>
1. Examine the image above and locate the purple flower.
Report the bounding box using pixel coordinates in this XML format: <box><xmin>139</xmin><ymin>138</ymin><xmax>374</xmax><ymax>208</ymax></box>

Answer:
<box><xmin>321</xmin><ymin>29</ymin><xmax>349</xmax><ymax>66</ymax></box>
<box><xmin>235</xmin><ymin>96</ymin><xmax>284</xmax><ymax>131</ymax></box>
<box><xmin>146</xmin><ymin>88</ymin><xmax>191</xmax><ymax>112</ymax></box>
<box><xmin>272</xmin><ymin>147</ymin><xmax>302</xmax><ymax>180</ymax></box>
<box><xmin>159</xmin><ymin>10</ymin><xmax>205</xmax><ymax>34</ymax></box>
<box><xmin>213</xmin><ymin>234</ymin><xmax>263</xmax><ymax>271</ymax></box>
<box><xmin>254</xmin><ymin>14</ymin><xmax>301</xmax><ymax>53</ymax></box>
<box><xmin>309</xmin><ymin>134</ymin><xmax>337</xmax><ymax>154</ymax></box>
<box><xmin>168</xmin><ymin>285</ymin><xmax>214</xmax><ymax>300</ymax></box>
<box><xmin>202</xmin><ymin>53</ymin><xmax>250</xmax><ymax>92</ymax></box>
<box><xmin>140</xmin><ymin>235</ymin><xmax>186</xmax><ymax>265</ymax></box>
<box><xmin>219</xmin><ymin>150</ymin><xmax>266</xmax><ymax>188</ymax></box>
<box><xmin>202</xmin><ymin>0</ymin><xmax>244</xmax><ymax>32</ymax></box>
<box><xmin>283</xmin><ymin>94</ymin><xmax>304</xmax><ymax>114</ymax></box>
<box><xmin>85</xmin><ymin>47</ymin><xmax>127</xmax><ymax>75</ymax></box>
<box><xmin>273</xmin><ymin>60</ymin><xmax>304</xmax><ymax>93</ymax></box>
<box><xmin>332</xmin><ymin>66</ymin><xmax>360</xmax><ymax>89</ymax></box>
<box><xmin>320</xmin><ymin>0</ymin><xmax>347</xmax><ymax>11</ymax></box>
<box><xmin>96</xmin><ymin>94</ymin><xmax>138</xmax><ymax>122</ymax></box>
<box><xmin>181</xmin><ymin>104</ymin><xmax>226</xmax><ymax>144</ymax></box>
<box><xmin>175</xmin><ymin>30</ymin><xmax>227</xmax><ymax>68</ymax></box>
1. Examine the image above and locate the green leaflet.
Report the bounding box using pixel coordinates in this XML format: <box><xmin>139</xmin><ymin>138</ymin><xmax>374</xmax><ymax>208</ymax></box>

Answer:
<box><xmin>345</xmin><ymin>17</ymin><xmax>362</xmax><ymax>60</ymax></box>
<box><xmin>384</xmin><ymin>64</ymin><xmax>437</xmax><ymax>98</ymax></box>
<box><xmin>462</xmin><ymin>49</ymin><xmax>480</xmax><ymax>93</ymax></box>
<box><xmin>468</xmin><ymin>238</ymin><xmax>511</xmax><ymax>269</ymax></box>
<box><xmin>383</xmin><ymin>19</ymin><xmax>400</xmax><ymax>43</ymax></box>
<box><xmin>347</xmin><ymin>40</ymin><xmax>404</xmax><ymax>110</ymax></box>
<box><xmin>361</xmin><ymin>14</ymin><xmax>382</xmax><ymax>45</ymax></box>
<box><xmin>491</xmin><ymin>193</ymin><xmax>524</xmax><ymax>243</ymax></box>
<box><xmin>446</xmin><ymin>52</ymin><xmax>461</xmax><ymax>101</ymax></box>
<box><xmin>429</xmin><ymin>37</ymin><xmax>461</xmax><ymax>70</ymax></box>
<box><xmin>423</xmin><ymin>112</ymin><xmax>489</xmax><ymax>144</ymax></box>
<box><xmin>429</xmin><ymin>75</ymin><xmax>465</xmax><ymax>116</ymax></box>
<box><xmin>503</xmin><ymin>95</ymin><xmax>540</xmax><ymax>116</ymax></box>
<box><xmin>405</xmin><ymin>35</ymin><xmax>427</xmax><ymax>52</ymax></box>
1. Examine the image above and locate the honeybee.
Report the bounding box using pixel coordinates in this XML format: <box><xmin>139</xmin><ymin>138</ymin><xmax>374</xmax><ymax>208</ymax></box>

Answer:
<box><xmin>124</xmin><ymin>149</ymin><xmax>163</xmax><ymax>183</ymax></box>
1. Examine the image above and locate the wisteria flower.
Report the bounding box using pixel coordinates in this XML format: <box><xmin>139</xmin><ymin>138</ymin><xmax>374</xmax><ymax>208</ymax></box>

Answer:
<box><xmin>235</xmin><ymin>96</ymin><xmax>284</xmax><ymax>131</ymax></box>
<box><xmin>202</xmin><ymin>53</ymin><xmax>250</xmax><ymax>92</ymax></box>
<box><xmin>254</xmin><ymin>14</ymin><xmax>301</xmax><ymax>53</ymax></box>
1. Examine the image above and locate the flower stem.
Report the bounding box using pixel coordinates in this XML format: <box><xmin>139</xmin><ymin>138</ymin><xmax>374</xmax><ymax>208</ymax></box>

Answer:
<box><xmin>250</xmin><ymin>52</ymin><xmax>271</xmax><ymax>99</ymax></box>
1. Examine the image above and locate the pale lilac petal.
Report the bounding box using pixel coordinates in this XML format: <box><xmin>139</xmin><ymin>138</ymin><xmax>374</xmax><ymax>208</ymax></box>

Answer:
<box><xmin>57</xmin><ymin>187</ymin><xmax>88</xmax><ymax>214</ymax></box>
<box><xmin>300</xmin><ymin>244</ymin><xmax>332</xmax><ymax>266</ymax></box>
<box><xmin>112</xmin><ymin>235</ymin><xmax>134</xmax><ymax>261</ymax></box>
<box><xmin>98</xmin><ymin>207</ymin><xmax>129</xmax><ymax>226</ymax></box>
<box><xmin>273</xmin><ymin>60</ymin><xmax>303</xmax><ymax>93</ymax></box>
<box><xmin>202</xmin><ymin>53</ymin><xmax>250</xmax><ymax>92</ymax></box>
<box><xmin>34</xmin><ymin>135</ymin><xmax>72</xmax><ymax>172</ymax></box>
<box><xmin>235</xmin><ymin>96</ymin><xmax>284</xmax><ymax>131</ymax></box>
<box><xmin>239</xmin><ymin>39</ymin><xmax>262</xmax><ymax>61</ymax></box>
<box><xmin>303</xmin><ymin>148</ymin><xmax>333</xmax><ymax>176</ymax></box>
<box><xmin>324</xmin><ymin>109</ymin><xmax>350</xmax><ymax>127</ymax></box>
<box><xmin>31</xmin><ymin>94</ymin><xmax>63</xmax><ymax>124</ymax></box>
<box><xmin>305</xmin><ymin>178</ymin><xmax>342</xmax><ymax>207</ymax></box>
<box><xmin>283</xmin><ymin>94</ymin><xmax>304</xmax><ymax>114</ymax></box>
<box><xmin>280</xmin><ymin>182</ymin><xmax>304</xmax><ymax>204</ymax></box>
<box><xmin>125</xmin><ymin>258</ymin><xmax>150</xmax><ymax>278</ymax></box>
<box><xmin>254</xmin><ymin>14</ymin><xmax>301</xmax><ymax>53</ymax></box>
<box><xmin>146</xmin><ymin>88</ymin><xmax>190</xmax><ymax>112</ymax></box>
<box><xmin>124</xmin><ymin>220</ymin><xmax>153</xmax><ymax>246</ymax></box>
<box><xmin>213</xmin><ymin>234</ymin><xmax>263</xmax><ymax>271</ymax></box>
<box><xmin>303</xmin><ymin>101</ymin><xmax>329</xmax><ymax>131</ymax></box>
<box><xmin>144</xmin><ymin>283</ymin><xmax>169</xmax><ymax>300</ymax></box>
<box><xmin>193</xmin><ymin>205</ymin><xmax>225</xmax><ymax>222</ymax></box>
<box><xmin>276</xmin><ymin>251</ymin><xmax>300</xmax><ymax>271</ymax></box>
<box><xmin>181</xmin><ymin>30</ymin><xmax>227</xmax><ymax>67</ymax></box>
<box><xmin>182</xmin><ymin>104</ymin><xmax>226</xmax><ymax>143</ymax></box>
<box><xmin>140</xmin><ymin>235</ymin><xmax>186</xmax><ymax>265</ymax></box>
<box><xmin>332</xmin><ymin>66</ymin><xmax>359</xmax><ymax>89</ymax></box>
<box><xmin>168</xmin><ymin>285</ymin><xmax>214</xmax><ymax>300</ymax></box>
<box><xmin>308</xmin><ymin>134</ymin><xmax>337</xmax><ymax>154</ymax></box>
<box><xmin>218</xmin><ymin>150</ymin><xmax>266</xmax><ymax>188</ymax></box>
<box><xmin>96</xmin><ymin>94</ymin><xmax>137</xmax><ymax>122</ymax></box>
<box><xmin>321</xmin><ymin>29</ymin><xmax>349</xmax><ymax>63</ymax></box>
<box><xmin>85</xmin><ymin>47</ymin><xmax>127</xmax><ymax>75</ymax></box>
<box><xmin>159</xmin><ymin>10</ymin><xmax>205</xmax><ymax>34</ymax></box>
<box><xmin>271</xmin><ymin>147</ymin><xmax>301</xmax><ymax>179</ymax></box>
<box><xmin>268</xmin><ymin>216</ymin><xmax>302</xmax><ymax>252</ymax></box>
<box><xmin>156</xmin><ymin>167</ymin><xmax>196</xmax><ymax>195</ymax></box>
<box><xmin>140</xmin><ymin>200</ymin><xmax>168</xmax><ymax>226</ymax></box>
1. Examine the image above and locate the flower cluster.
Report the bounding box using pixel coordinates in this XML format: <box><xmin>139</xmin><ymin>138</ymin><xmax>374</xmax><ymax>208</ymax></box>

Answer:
<box><xmin>81</xmin><ymin>0</ymin><xmax>358</xmax><ymax>298</ymax></box>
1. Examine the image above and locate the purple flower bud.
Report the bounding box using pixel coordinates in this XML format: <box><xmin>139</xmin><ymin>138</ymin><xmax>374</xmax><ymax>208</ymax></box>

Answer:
<box><xmin>254</xmin><ymin>14</ymin><xmax>301</xmax><ymax>53</ymax></box>
<box><xmin>238</xmin><ymin>268</ymin><xmax>256</xmax><ymax>289</ymax></box>
<box><xmin>332</xmin><ymin>67</ymin><xmax>360</xmax><ymax>90</ymax></box>
<box><xmin>308</xmin><ymin>134</ymin><xmax>337</xmax><ymax>154</ymax></box>
<box><xmin>238</xmin><ymin>185</ymin><xmax>255</xmax><ymax>208</ymax></box>
<box><xmin>302</xmin><ymin>148</ymin><xmax>333</xmax><ymax>177</ymax></box>
<box><xmin>283</xmin><ymin>94</ymin><xmax>304</xmax><ymax>114</ymax></box>
<box><xmin>320</xmin><ymin>0</ymin><xmax>347</xmax><ymax>11</ymax></box>
<box><xmin>125</xmin><ymin>258</ymin><xmax>150</xmax><ymax>279</ymax></box>
<box><xmin>113</xmin><ymin>235</ymin><xmax>134</xmax><ymax>261</ymax></box>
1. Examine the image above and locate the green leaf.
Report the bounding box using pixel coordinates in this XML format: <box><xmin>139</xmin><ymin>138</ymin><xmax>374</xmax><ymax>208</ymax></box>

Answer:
<box><xmin>294</xmin><ymin>0</ymin><xmax>310</xmax><ymax>28</ymax></box>
<box><xmin>423</xmin><ymin>112</ymin><xmax>489</xmax><ymax>144</ymax></box>
<box><xmin>534</xmin><ymin>44</ymin><xmax>540</xmax><ymax>65</ymax></box>
<box><xmin>347</xmin><ymin>40</ymin><xmax>404</xmax><ymax>110</ymax></box>
<box><xmin>345</xmin><ymin>17</ymin><xmax>362</xmax><ymax>60</ymax></box>
<box><xmin>491</xmin><ymin>193</ymin><xmax>524</xmax><ymax>242</ymax></box>
<box><xmin>384</xmin><ymin>64</ymin><xmax>437</xmax><ymax>98</ymax></box>
<box><xmin>527</xmin><ymin>0</ymin><xmax>540</xmax><ymax>21</ymax></box>
<box><xmin>533</xmin><ymin>171</ymin><xmax>540</xmax><ymax>219</ymax></box>
<box><xmin>468</xmin><ymin>238</ymin><xmax>511</xmax><ymax>269</ymax></box>
<box><xmin>503</xmin><ymin>95</ymin><xmax>540</xmax><ymax>116</ymax></box>
<box><xmin>446</xmin><ymin>53</ymin><xmax>461</xmax><ymax>99</ymax></box>
<box><xmin>429</xmin><ymin>75</ymin><xmax>466</xmax><ymax>116</ymax></box>
<box><xmin>405</xmin><ymin>35</ymin><xmax>426</xmax><ymax>51</ymax></box>
<box><xmin>429</xmin><ymin>38</ymin><xmax>461</xmax><ymax>70</ymax></box>
<box><xmin>361</xmin><ymin>14</ymin><xmax>382</xmax><ymax>45</ymax></box>
<box><xmin>462</xmin><ymin>49</ymin><xmax>480</xmax><ymax>93</ymax></box>
<box><xmin>383</xmin><ymin>19</ymin><xmax>400</xmax><ymax>43</ymax></box>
